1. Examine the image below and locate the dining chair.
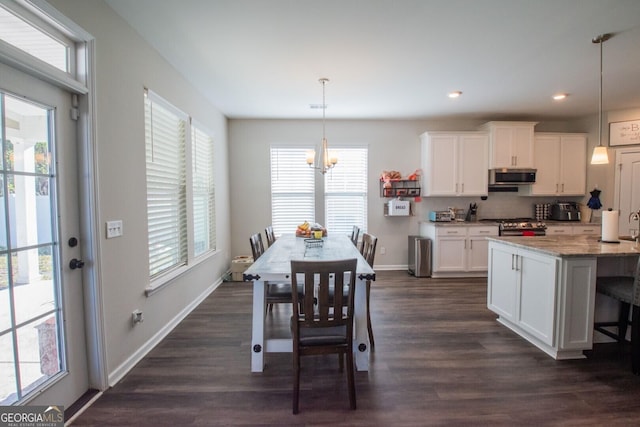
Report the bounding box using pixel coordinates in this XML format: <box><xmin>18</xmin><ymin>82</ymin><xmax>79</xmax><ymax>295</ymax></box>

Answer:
<box><xmin>249</xmin><ymin>232</ymin><xmax>293</xmax><ymax>312</ymax></box>
<box><xmin>360</xmin><ymin>232</ymin><xmax>378</xmax><ymax>350</ymax></box>
<box><xmin>265</xmin><ymin>225</ymin><xmax>276</xmax><ymax>247</ymax></box>
<box><xmin>290</xmin><ymin>258</ymin><xmax>358</xmax><ymax>414</ymax></box>
<box><xmin>350</xmin><ymin>225</ymin><xmax>360</xmax><ymax>246</ymax></box>
<box><xmin>593</xmin><ymin>255</ymin><xmax>640</xmax><ymax>374</ymax></box>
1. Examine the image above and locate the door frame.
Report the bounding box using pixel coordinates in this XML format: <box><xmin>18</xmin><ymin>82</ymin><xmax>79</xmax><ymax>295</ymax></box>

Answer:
<box><xmin>0</xmin><ymin>0</ymin><xmax>107</xmax><ymax>393</ymax></box>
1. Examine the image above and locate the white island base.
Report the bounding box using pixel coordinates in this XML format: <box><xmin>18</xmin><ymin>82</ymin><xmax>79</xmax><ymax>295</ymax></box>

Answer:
<box><xmin>487</xmin><ymin>236</ymin><xmax>639</xmax><ymax>360</ymax></box>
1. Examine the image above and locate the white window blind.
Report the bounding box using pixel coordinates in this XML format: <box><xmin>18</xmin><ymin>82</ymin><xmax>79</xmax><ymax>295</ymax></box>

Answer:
<box><xmin>325</xmin><ymin>147</ymin><xmax>368</xmax><ymax>236</ymax></box>
<box><xmin>270</xmin><ymin>147</ymin><xmax>315</xmax><ymax>236</ymax></box>
<box><xmin>191</xmin><ymin>123</ymin><xmax>216</xmax><ymax>257</ymax></box>
<box><xmin>144</xmin><ymin>90</ymin><xmax>188</xmax><ymax>278</ymax></box>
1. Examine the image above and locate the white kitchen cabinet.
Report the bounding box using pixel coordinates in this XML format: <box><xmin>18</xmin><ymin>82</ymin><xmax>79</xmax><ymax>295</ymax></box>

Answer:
<box><xmin>572</xmin><ymin>225</ymin><xmax>600</xmax><ymax>235</ymax></box>
<box><xmin>487</xmin><ymin>243</ymin><xmax>558</xmax><ymax>346</ymax></box>
<box><xmin>545</xmin><ymin>225</ymin><xmax>574</xmax><ymax>236</ymax></box>
<box><xmin>420</xmin><ymin>131</ymin><xmax>488</xmax><ymax>196</ymax></box>
<box><xmin>527</xmin><ymin>133</ymin><xmax>587</xmax><ymax>196</ymax></box>
<box><xmin>481</xmin><ymin>121</ymin><xmax>537</xmax><ymax>169</ymax></box>
<box><xmin>420</xmin><ymin>223</ymin><xmax>498</xmax><ymax>277</ymax></box>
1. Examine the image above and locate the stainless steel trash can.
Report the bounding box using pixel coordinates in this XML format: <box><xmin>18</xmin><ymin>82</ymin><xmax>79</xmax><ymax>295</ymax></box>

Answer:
<box><xmin>408</xmin><ymin>235</ymin><xmax>431</xmax><ymax>277</ymax></box>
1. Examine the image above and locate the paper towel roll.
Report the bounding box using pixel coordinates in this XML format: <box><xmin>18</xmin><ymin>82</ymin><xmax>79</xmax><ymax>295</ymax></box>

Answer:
<box><xmin>601</xmin><ymin>210</ymin><xmax>619</xmax><ymax>242</ymax></box>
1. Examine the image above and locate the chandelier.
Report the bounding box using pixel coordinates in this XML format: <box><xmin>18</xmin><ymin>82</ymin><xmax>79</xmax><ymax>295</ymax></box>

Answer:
<box><xmin>306</xmin><ymin>78</ymin><xmax>337</xmax><ymax>174</ymax></box>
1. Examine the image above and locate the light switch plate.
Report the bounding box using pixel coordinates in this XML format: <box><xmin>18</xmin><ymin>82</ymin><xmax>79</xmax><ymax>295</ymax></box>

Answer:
<box><xmin>106</xmin><ymin>220</ymin><xmax>123</xmax><ymax>238</ymax></box>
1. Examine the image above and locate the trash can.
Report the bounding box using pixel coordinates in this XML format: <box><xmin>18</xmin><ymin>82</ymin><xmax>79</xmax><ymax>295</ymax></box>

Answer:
<box><xmin>408</xmin><ymin>235</ymin><xmax>431</xmax><ymax>277</ymax></box>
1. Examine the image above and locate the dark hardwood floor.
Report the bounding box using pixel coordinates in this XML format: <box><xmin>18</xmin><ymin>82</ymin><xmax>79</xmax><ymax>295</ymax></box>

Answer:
<box><xmin>71</xmin><ymin>271</ymin><xmax>640</xmax><ymax>426</ymax></box>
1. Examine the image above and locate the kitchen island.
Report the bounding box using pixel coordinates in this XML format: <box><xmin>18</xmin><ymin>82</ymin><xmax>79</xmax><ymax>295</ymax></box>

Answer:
<box><xmin>487</xmin><ymin>235</ymin><xmax>639</xmax><ymax>360</ymax></box>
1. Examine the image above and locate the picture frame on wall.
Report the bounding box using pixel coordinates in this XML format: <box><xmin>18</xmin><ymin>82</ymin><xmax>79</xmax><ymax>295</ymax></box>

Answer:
<box><xmin>609</xmin><ymin>119</ymin><xmax>640</xmax><ymax>146</ymax></box>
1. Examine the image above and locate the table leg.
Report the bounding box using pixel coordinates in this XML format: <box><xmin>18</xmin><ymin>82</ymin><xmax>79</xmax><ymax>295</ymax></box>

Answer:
<box><xmin>251</xmin><ymin>280</ymin><xmax>266</xmax><ymax>372</ymax></box>
<box><xmin>353</xmin><ymin>277</ymin><xmax>369</xmax><ymax>371</ymax></box>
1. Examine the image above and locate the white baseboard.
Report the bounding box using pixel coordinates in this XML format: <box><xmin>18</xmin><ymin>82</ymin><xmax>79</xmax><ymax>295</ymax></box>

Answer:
<box><xmin>108</xmin><ymin>278</ymin><xmax>222</xmax><ymax>387</ymax></box>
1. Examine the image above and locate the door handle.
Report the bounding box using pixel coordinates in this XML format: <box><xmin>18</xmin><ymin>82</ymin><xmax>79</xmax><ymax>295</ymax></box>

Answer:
<box><xmin>69</xmin><ymin>258</ymin><xmax>85</xmax><ymax>270</ymax></box>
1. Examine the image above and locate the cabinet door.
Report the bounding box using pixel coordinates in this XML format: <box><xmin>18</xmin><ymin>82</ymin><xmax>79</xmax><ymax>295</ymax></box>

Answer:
<box><xmin>459</xmin><ymin>134</ymin><xmax>489</xmax><ymax>196</ymax></box>
<box><xmin>512</xmin><ymin>126</ymin><xmax>534</xmax><ymax>168</ymax></box>
<box><xmin>491</xmin><ymin>127</ymin><xmax>515</xmax><ymax>168</ymax></box>
<box><xmin>517</xmin><ymin>250</ymin><xmax>557</xmax><ymax>346</ymax></box>
<box><xmin>422</xmin><ymin>134</ymin><xmax>457</xmax><ymax>195</ymax></box>
<box><xmin>558</xmin><ymin>135</ymin><xmax>586</xmax><ymax>195</ymax></box>
<box><xmin>530</xmin><ymin>135</ymin><xmax>560</xmax><ymax>195</ymax></box>
<box><xmin>487</xmin><ymin>244</ymin><xmax>518</xmax><ymax>320</ymax></box>
<box><xmin>433</xmin><ymin>237</ymin><xmax>466</xmax><ymax>272</ymax></box>
<box><xmin>468</xmin><ymin>236</ymin><xmax>490</xmax><ymax>271</ymax></box>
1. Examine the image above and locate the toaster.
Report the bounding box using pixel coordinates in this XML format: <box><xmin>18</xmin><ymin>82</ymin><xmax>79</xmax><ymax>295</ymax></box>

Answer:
<box><xmin>429</xmin><ymin>211</ymin><xmax>453</xmax><ymax>222</ymax></box>
<box><xmin>550</xmin><ymin>202</ymin><xmax>581</xmax><ymax>221</ymax></box>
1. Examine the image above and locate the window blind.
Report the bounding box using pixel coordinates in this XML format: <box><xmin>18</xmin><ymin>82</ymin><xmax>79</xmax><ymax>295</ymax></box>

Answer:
<box><xmin>325</xmin><ymin>148</ymin><xmax>368</xmax><ymax>236</ymax></box>
<box><xmin>144</xmin><ymin>91</ymin><xmax>188</xmax><ymax>278</ymax></box>
<box><xmin>191</xmin><ymin>124</ymin><xmax>216</xmax><ymax>257</ymax></box>
<box><xmin>270</xmin><ymin>147</ymin><xmax>315</xmax><ymax>236</ymax></box>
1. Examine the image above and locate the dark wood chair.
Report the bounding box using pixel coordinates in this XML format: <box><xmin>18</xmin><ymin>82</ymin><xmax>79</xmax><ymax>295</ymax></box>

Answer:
<box><xmin>290</xmin><ymin>258</ymin><xmax>358</xmax><ymax>414</ymax></box>
<box><xmin>265</xmin><ymin>225</ymin><xmax>276</xmax><ymax>247</ymax></box>
<box><xmin>249</xmin><ymin>232</ymin><xmax>293</xmax><ymax>312</ymax></box>
<box><xmin>350</xmin><ymin>225</ymin><xmax>360</xmax><ymax>246</ymax></box>
<box><xmin>594</xmin><ymin>256</ymin><xmax>640</xmax><ymax>374</ymax></box>
<box><xmin>360</xmin><ymin>233</ymin><xmax>378</xmax><ymax>350</ymax></box>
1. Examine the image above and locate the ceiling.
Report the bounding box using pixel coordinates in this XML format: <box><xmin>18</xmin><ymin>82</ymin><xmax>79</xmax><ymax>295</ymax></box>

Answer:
<box><xmin>105</xmin><ymin>0</ymin><xmax>640</xmax><ymax>121</ymax></box>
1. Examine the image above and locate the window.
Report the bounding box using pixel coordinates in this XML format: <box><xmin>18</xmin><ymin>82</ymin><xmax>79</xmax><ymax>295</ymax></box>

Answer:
<box><xmin>325</xmin><ymin>148</ymin><xmax>368</xmax><ymax>235</ymax></box>
<box><xmin>270</xmin><ymin>147</ymin><xmax>315</xmax><ymax>236</ymax></box>
<box><xmin>270</xmin><ymin>146</ymin><xmax>368</xmax><ymax>237</ymax></box>
<box><xmin>0</xmin><ymin>3</ymin><xmax>71</xmax><ymax>73</ymax></box>
<box><xmin>191</xmin><ymin>123</ymin><xmax>216</xmax><ymax>257</ymax></box>
<box><xmin>144</xmin><ymin>90</ymin><xmax>218</xmax><ymax>285</ymax></box>
<box><xmin>144</xmin><ymin>90</ymin><xmax>188</xmax><ymax>278</ymax></box>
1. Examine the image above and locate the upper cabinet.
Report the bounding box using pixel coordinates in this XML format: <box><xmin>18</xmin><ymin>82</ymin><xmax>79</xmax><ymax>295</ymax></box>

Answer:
<box><xmin>420</xmin><ymin>131</ymin><xmax>489</xmax><ymax>196</ymax></box>
<box><xmin>525</xmin><ymin>133</ymin><xmax>587</xmax><ymax>196</ymax></box>
<box><xmin>481</xmin><ymin>121</ymin><xmax>537</xmax><ymax>169</ymax></box>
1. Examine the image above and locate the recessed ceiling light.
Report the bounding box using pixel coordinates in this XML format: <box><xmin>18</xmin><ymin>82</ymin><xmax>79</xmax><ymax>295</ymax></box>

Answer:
<box><xmin>448</xmin><ymin>91</ymin><xmax>462</xmax><ymax>98</ymax></box>
<box><xmin>553</xmin><ymin>93</ymin><xmax>568</xmax><ymax>100</ymax></box>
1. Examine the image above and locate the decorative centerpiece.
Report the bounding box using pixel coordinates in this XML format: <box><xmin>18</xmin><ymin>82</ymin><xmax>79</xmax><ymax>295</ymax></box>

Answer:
<box><xmin>295</xmin><ymin>221</ymin><xmax>327</xmax><ymax>238</ymax></box>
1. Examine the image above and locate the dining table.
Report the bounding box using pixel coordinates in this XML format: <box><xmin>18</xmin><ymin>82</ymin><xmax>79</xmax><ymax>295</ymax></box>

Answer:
<box><xmin>243</xmin><ymin>233</ymin><xmax>376</xmax><ymax>372</ymax></box>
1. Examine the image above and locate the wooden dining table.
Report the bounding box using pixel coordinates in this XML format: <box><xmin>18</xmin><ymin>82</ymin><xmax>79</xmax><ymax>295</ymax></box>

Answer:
<box><xmin>243</xmin><ymin>233</ymin><xmax>376</xmax><ymax>372</ymax></box>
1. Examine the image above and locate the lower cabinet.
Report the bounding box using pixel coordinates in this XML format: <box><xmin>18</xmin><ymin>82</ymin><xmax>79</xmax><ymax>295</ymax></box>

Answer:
<box><xmin>420</xmin><ymin>224</ymin><xmax>498</xmax><ymax>277</ymax></box>
<box><xmin>487</xmin><ymin>243</ymin><xmax>557</xmax><ymax>345</ymax></box>
<box><xmin>487</xmin><ymin>241</ymin><xmax>598</xmax><ymax>359</ymax></box>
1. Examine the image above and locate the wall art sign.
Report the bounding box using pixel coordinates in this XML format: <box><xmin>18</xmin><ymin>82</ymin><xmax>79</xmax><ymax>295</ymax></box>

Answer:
<box><xmin>609</xmin><ymin>119</ymin><xmax>640</xmax><ymax>146</ymax></box>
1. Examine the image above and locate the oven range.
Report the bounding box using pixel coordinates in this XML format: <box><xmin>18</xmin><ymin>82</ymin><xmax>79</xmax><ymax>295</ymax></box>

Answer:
<box><xmin>481</xmin><ymin>218</ymin><xmax>547</xmax><ymax>236</ymax></box>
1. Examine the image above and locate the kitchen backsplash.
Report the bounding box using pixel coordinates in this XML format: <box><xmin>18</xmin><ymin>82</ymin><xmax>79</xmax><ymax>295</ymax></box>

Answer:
<box><xmin>416</xmin><ymin>193</ymin><xmax>585</xmax><ymax>220</ymax></box>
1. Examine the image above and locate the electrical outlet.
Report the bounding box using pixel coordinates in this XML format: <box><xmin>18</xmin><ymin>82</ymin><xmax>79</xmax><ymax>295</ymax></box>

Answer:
<box><xmin>132</xmin><ymin>310</ymin><xmax>144</xmax><ymax>325</ymax></box>
<box><xmin>106</xmin><ymin>220</ymin><xmax>123</xmax><ymax>238</ymax></box>
<box><xmin>380</xmin><ymin>247</ymin><xmax>386</xmax><ymax>255</ymax></box>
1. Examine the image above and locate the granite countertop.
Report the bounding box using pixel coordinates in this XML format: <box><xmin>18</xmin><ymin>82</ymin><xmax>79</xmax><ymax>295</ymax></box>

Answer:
<box><xmin>487</xmin><ymin>235</ymin><xmax>640</xmax><ymax>258</ymax></box>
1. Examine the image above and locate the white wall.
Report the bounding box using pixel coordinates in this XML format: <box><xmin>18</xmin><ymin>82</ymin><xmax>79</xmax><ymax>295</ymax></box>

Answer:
<box><xmin>229</xmin><ymin>117</ymin><xmax>618</xmax><ymax>268</ymax></box>
<box><xmin>48</xmin><ymin>0</ymin><xmax>231</xmax><ymax>382</ymax></box>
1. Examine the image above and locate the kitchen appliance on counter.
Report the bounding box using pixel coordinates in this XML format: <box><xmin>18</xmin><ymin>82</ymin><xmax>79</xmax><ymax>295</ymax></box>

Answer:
<box><xmin>550</xmin><ymin>202</ymin><xmax>581</xmax><ymax>221</ymax></box>
<box><xmin>429</xmin><ymin>210</ymin><xmax>453</xmax><ymax>222</ymax></box>
<box><xmin>481</xmin><ymin>218</ymin><xmax>547</xmax><ymax>236</ymax></box>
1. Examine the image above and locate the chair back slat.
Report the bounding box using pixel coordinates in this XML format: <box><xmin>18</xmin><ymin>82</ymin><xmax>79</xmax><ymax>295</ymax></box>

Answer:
<box><xmin>265</xmin><ymin>225</ymin><xmax>276</xmax><ymax>247</ymax></box>
<box><xmin>350</xmin><ymin>226</ymin><xmax>360</xmax><ymax>246</ymax></box>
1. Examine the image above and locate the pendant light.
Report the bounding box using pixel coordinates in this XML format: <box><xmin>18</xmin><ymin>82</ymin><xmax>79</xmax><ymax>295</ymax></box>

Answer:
<box><xmin>590</xmin><ymin>33</ymin><xmax>612</xmax><ymax>165</ymax></box>
<box><xmin>306</xmin><ymin>78</ymin><xmax>337</xmax><ymax>174</ymax></box>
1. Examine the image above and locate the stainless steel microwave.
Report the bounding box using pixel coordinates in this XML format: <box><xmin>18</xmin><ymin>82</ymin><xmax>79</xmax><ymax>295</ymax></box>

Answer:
<box><xmin>489</xmin><ymin>168</ymin><xmax>536</xmax><ymax>185</ymax></box>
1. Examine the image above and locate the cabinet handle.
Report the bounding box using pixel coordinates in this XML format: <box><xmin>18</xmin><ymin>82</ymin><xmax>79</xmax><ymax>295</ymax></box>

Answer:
<box><xmin>461</xmin><ymin>183</ymin><xmax>464</xmax><ymax>193</ymax></box>
<box><xmin>514</xmin><ymin>155</ymin><xmax>517</xmax><ymax>166</ymax></box>
<box><xmin>470</xmin><ymin>240</ymin><xmax>473</xmax><ymax>249</ymax></box>
<box><xmin>455</xmin><ymin>183</ymin><xmax>458</xmax><ymax>193</ymax></box>
<box><xmin>556</xmin><ymin>183</ymin><xmax>558</xmax><ymax>193</ymax></box>
<box><xmin>511</xmin><ymin>254</ymin><xmax>515</xmax><ymax>270</ymax></box>
<box><xmin>556</xmin><ymin>230</ymin><xmax>566</xmax><ymax>233</ymax></box>
<box><xmin>561</xmin><ymin>183</ymin><xmax>565</xmax><ymax>192</ymax></box>
<box><xmin>464</xmin><ymin>240</ymin><xmax>467</xmax><ymax>249</ymax></box>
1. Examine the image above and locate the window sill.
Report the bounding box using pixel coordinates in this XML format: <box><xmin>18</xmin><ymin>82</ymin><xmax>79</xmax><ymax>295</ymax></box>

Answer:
<box><xmin>145</xmin><ymin>249</ymin><xmax>220</xmax><ymax>297</ymax></box>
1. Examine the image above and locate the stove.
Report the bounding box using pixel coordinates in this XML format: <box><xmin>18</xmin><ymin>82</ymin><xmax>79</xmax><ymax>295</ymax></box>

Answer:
<box><xmin>482</xmin><ymin>218</ymin><xmax>547</xmax><ymax>236</ymax></box>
